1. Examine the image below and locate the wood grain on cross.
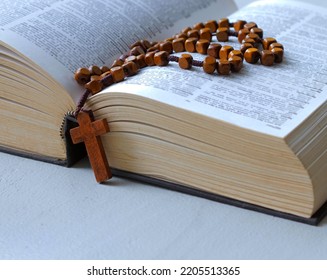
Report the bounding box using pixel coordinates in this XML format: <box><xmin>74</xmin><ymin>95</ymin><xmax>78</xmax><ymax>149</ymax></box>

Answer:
<box><xmin>70</xmin><ymin>111</ymin><xmax>112</xmax><ymax>183</ymax></box>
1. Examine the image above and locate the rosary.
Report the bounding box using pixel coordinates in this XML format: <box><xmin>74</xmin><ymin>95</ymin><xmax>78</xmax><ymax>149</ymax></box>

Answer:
<box><xmin>70</xmin><ymin>18</ymin><xmax>284</xmax><ymax>183</ymax></box>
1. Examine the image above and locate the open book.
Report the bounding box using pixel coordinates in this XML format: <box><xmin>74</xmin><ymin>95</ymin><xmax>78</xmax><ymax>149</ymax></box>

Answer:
<box><xmin>1</xmin><ymin>0</ymin><xmax>327</xmax><ymax>223</ymax></box>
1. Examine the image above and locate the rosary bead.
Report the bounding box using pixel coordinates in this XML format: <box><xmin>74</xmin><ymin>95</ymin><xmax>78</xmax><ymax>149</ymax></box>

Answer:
<box><xmin>172</xmin><ymin>38</ymin><xmax>186</xmax><ymax>52</ymax></box>
<box><xmin>144</xmin><ymin>51</ymin><xmax>157</xmax><ymax>66</ymax></box>
<box><xmin>243</xmin><ymin>22</ymin><xmax>257</xmax><ymax>30</ymax></box>
<box><xmin>193</xmin><ymin>22</ymin><xmax>205</xmax><ymax>30</ymax></box>
<box><xmin>154</xmin><ymin>51</ymin><xmax>169</xmax><ymax>66</ymax></box>
<box><xmin>130</xmin><ymin>45</ymin><xmax>145</xmax><ymax>56</ymax></box>
<box><xmin>187</xmin><ymin>29</ymin><xmax>200</xmax><ymax>39</ymax></box>
<box><xmin>204</xmin><ymin>20</ymin><xmax>218</xmax><ymax>33</ymax></box>
<box><xmin>228</xmin><ymin>50</ymin><xmax>243</xmax><ymax>60</ymax></box>
<box><xmin>219</xmin><ymin>45</ymin><xmax>234</xmax><ymax>60</ymax></box>
<box><xmin>111</xmin><ymin>59</ymin><xmax>124</xmax><ymax>68</ymax></box>
<box><xmin>228</xmin><ymin>56</ymin><xmax>243</xmax><ymax>72</ymax></box>
<box><xmin>101</xmin><ymin>72</ymin><xmax>114</xmax><ymax>88</ymax></box>
<box><xmin>199</xmin><ymin>27</ymin><xmax>212</xmax><ymax>41</ymax></box>
<box><xmin>271</xmin><ymin>47</ymin><xmax>284</xmax><ymax>63</ymax></box>
<box><xmin>74</xmin><ymin>67</ymin><xmax>91</xmax><ymax>85</ymax></box>
<box><xmin>147</xmin><ymin>44</ymin><xmax>160</xmax><ymax>52</ymax></box>
<box><xmin>269</xmin><ymin>42</ymin><xmax>284</xmax><ymax>50</ymax></box>
<box><xmin>207</xmin><ymin>43</ymin><xmax>221</xmax><ymax>58</ymax></box>
<box><xmin>196</xmin><ymin>39</ymin><xmax>210</xmax><ymax>54</ymax></box>
<box><xmin>216</xmin><ymin>27</ymin><xmax>229</xmax><ymax>42</ymax></box>
<box><xmin>218</xmin><ymin>18</ymin><xmax>230</xmax><ymax>28</ymax></box>
<box><xmin>122</xmin><ymin>61</ymin><xmax>139</xmax><ymax>76</ymax></box>
<box><xmin>250</xmin><ymin>27</ymin><xmax>263</xmax><ymax>39</ymax></box>
<box><xmin>90</xmin><ymin>75</ymin><xmax>101</xmax><ymax>81</ymax></box>
<box><xmin>260</xmin><ymin>50</ymin><xmax>275</xmax><ymax>66</ymax></box>
<box><xmin>100</xmin><ymin>70</ymin><xmax>111</xmax><ymax>79</ymax></box>
<box><xmin>238</xmin><ymin>28</ymin><xmax>250</xmax><ymax>43</ymax></box>
<box><xmin>140</xmin><ymin>39</ymin><xmax>152</xmax><ymax>50</ymax></box>
<box><xmin>89</xmin><ymin>65</ymin><xmax>102</xmax><ymax>76</ymax></box>
<box><xmin>100</xmin><ymin>66</ymin><xmax>110</xmax><ymax>73</ymax></box>
<box><xmin>217</xmin><ymin>60</ymin><xmax>231</xmax><ymax>75</ymax></box>
<box><xmin>262</xmin><ymin>37</ymin><xmax>277</xmax><ymax>50</ymax></box>
<box><xmin>178</xmin><ymin>53</ymin><xmax>193</xmax><ymax>70</ymax></box>
<box><xmin>233</xmin><ymin>20</ymin><xmax>247</xmax><ymax>32</ymax></box>
<box><xmin>159</xmin><ymin>41</ymin><xmax>173</xmax><ymax>54</ymax></box>
<box><xmin>181</xmin><ymin>27</ymin><xmax>192</xmax><ymax>34</ymax></box>
<box><xmin>85</xmin><ymin>79</ymin><xmax>103</xmax><ymax>95</ymax></box>
<box><xmin>244</xmin><ymin>47</ymin><xmax>260</xmax><ymax>64</ymax></box>
<box><xmin>125</xmin><ymin>55</ymin><xmax>138</xmax><ymax>65</ymax></box>
<box><xmin>245</xmin><ymin>33</ymin><xmax>261</xmax><ymax>44</ymax></box>
<box><xmin>111</xmin><ymin>66</ymin><xmax>125</xmax><ymax>82</ymax></box>
<box><xmin>175</xmin><ymin>33</ymin><xmax>188</xmax><ymax>40</ymax></box>
<box><xmin>203</xmin><ymin>56</ymin><xmax>217</xmax><ymax>74</ymax></box>
<box><xmin>136</xmin><ymin>54</ymin><xmax>147</xmax><ymax>68</ymax></box>
<box><xmin>240</xmin><ymin>43</ymin><xmax>253</xmax><ymax>54</ymax></box>
<box><xmin>185</xmin><ymin>38</ymin><xmax>198</xmax><ymax>52</ymax></box>
<box><xmin>242</xmin><ymin>38</ymin><xmax>256</xmax><ymax>46</ymax></box>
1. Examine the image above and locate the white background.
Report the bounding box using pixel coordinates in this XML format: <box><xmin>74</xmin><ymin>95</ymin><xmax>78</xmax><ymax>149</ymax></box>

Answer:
<box><xmin>1</xmin><ymin>0</ymin><xmax>327</xmax><ymax>260</ymax></box>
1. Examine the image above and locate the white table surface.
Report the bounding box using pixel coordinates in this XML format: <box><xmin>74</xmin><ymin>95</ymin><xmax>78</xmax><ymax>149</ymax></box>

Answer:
<box><xmin>1</xmin><ymin>0</ymin><xmax>327</xmax><ymax>260</ymax></box>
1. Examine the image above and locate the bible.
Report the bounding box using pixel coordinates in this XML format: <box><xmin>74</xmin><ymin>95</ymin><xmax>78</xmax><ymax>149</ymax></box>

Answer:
<box><xmin>1</xmin><ymin>0</ymin><xmax>327</xmax><ymax>224</ymax></box>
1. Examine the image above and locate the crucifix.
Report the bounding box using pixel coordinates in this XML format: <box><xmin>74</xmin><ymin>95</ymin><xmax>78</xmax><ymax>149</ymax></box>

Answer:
<box><xmin>70</xmin><ymin>110</ymin><xmax>112</xmax><ymax>183</ymax></box>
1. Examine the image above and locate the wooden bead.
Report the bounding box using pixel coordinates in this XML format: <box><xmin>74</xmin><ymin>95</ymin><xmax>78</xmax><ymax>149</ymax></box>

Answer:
<box><xmin>144</xmin><ymin>51</ymin><xmax>157</xmax><ymax>66</ymax></box>
<box><xmin>233</xmin><ymin>20</ymin><xmax>246</xmax><ymax>32</ymax></box>
<box><xmin>74</xmin><ymin>67</ymin><xmax>91</xmax><ymax>85</ymax></box>
<box><xmin>271</xmin><ymin>47</ymin><xmax>284</xmax><ymax>63</ymax></box>
<box><xmin>238</xmin><ymin>28</ymin><xmax>250</xmax><ymax>43</ymax></box>
<box><xmin>199</xmin><ymin>27</ymin><xmax>212</xmax><ymax>41</ymax></box>
<box><xmin>196</xmin><ymin>39</ymin><xmax>210</xmax><ymax>54</ymax></box>
<box><xmin>165</xmin><ymin>37</ymin><xmax>175</xmax><ymax>42</ymax></box>
<box><xmin>228</xmin><ymin>50</ymin><xmax>243</xmax><ymax>60</ymax></box>
<box><xmin>101</xmin><ymin>73</ymin><xmax>114</xmax><ymax>87</ymax></box>
<box><xmin>111</xmin><ymin>59</ymin><xmax>124</xmax><ymax>68</ymax></box>
<box><xmin>204</xmin><ymin>20</ymin><xmax>218</xmax><ymax>33</ymax></box>
<box><xmin>250</xmin><ymin>27</ymin><xmax>263</xmax><ymax>38</ymax></box>
<box><xmin>218</xmin><ymin>18</ymin><xmax>229</xmax><ymax>28</ymax></box>
<box><xmin>240</xmin><ymin>43</ymin><xmax>253</xmax><ymax>54</ymax></box>
<box><xmin>260</xmin><ymin>50</ymin><xmax>274</xmax><ymax>66</ymax></box>
<box><xmin>207</xmin><ymin>43</ymin><xmax>221</xmax><ymax>58</ymax></box>
<box><xmin>193</xmin><ymin>22</ymin><xmax>204</xmax><ymax>30</ymax></box>
<box><xmin>244</xmin><ymin>47</ymin><xmax>260</xmax><ymax>64</ymax></box>
<box><xmin>154</xmin><ymin>51</ymin><xmax>169</xmax><ymax>66</ymax></box>
<box><xmin>159</xmin><ymin>41</ymin><xmax>173</xmax><ymax>54</ymax></box>
<box><xmin>203</xmin><ymin>56</ymin><xmax>217</xmax><ymax>74</ymax></box>
<box><xmin>125</xmin><ymin>55</ymin><xmax>138</xmax><ymax>64</ymax></box>
<box><xmin>175</xmin><ymin>33</ymin><xmax>188</xmax><ymax>40</ymax></box>
<box><xmin>262</xmin><ymin>37</ymin><xmax>277</xmax><ymax>50</ymax></box>
<box><xmin>111</xmin><ymin>66</ymin><xmax>125</xmax><ymax>82</ymax></box>
<box><xmin>245</xmin><ymin>33</ymin><xmax>261</xmax><ymax>44</ymax></box>
<box><xmin>140</xmin><ymin>39</ymin><xmax>151</xmax><ymax>50</ymax></box>
<box><xmin>122</xmin><ymin>61</ymin><xmax>139</xmax><ymax>76</ymax></box>
<box><xmin>178</xmin><ymin>54</ymin><xmax>193</xmax><ymax>70</ymax></box>
<box><xmin>217</xmin><ymin>60</ymin><xmax>230</xmax><ymax>75</ymax></box>
<box><xmin>89</xmin><ymin>65</ymin><xmax>102</xmax><ymax>76</ymax></box>
<box><xmin>228</xmin><ymin>56</ymin><xmax>243</xmax><ymax>72</ymax></box>
<box><xmin>147</xmin><ymin>44</ymin><xmax>159</xmax><ymax>52</ymax></box>
<box><xmin>90</xmin><ymin>75</ymin><xmax>101</xmax><ymax>81</ymax></box>
<box><xmin>185</xmin><ymin>38</ymin><xmax>198</xmax><ymax>52</ymax></box>
<box><xmin>100</xmin><ymin>70</ymin><xmax>111</xmax><ymax>79</ymax></box>
<box><xmin>269</xmin><ymin>42</ymin><xmax>284</xmax><ymax>50</ymax></box>
<box><xmin>136</xmin><ymin>54</ymin><xmax>147</xmax><ymax>68</ymax></box>
<box><xmin>181</xmin><ymin>27</ymin><xmax>192</xmax><ymax>34</ymax></box>
<box><xmin>172</xmin><ymin>38</ymin><xmax>185</xmax><ymax>52</ymax></box>
<box><xmin>242</xmin><ymin>38</ymin><xmax>256</xmax><ymax>46</ymax></box>
<box><xmin>100</xmin><ymin>66</ymin><xmax>110</xmax><ymax>73</ymax></box>
<box><xmin>187</xmin><ymin>29</ymin><xmax>199</xmax><ymax>39</ymax></box>
<box><xmin>130</xmin><ymin>45</ymin><xmax>145</xmax><ymax>56</ymax></box>
<box><xmin>244</xmin><ymin>22</ymin><xmax>257</xmax><ymax>30</ymax></box>
<box><xmin>219</xmin><ymin>45</ymin><xmax>234</xmax><ymax>61</ymax></box>
<box><xmin>85</xmin><ymin>79</ymin><xmax>103</xmax><ymax>95</ymax></box>
<box><xmin>216</xmin><ymin>27</ymin><xmax>229</xmax><ymax>42</ymax></box>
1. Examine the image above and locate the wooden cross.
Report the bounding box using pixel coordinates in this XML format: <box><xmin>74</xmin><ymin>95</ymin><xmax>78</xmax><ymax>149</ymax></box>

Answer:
<box><xmin>70</xmin><ymin>111</ymin><xmax>112</xmax><ymax>183</ymax></box>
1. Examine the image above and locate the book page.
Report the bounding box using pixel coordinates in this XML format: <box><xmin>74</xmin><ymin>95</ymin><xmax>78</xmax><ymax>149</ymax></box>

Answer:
<box><xmin>102</xmin><ymin>0</ymin><xmax>327</xmax><ymax>138</ymax></box>
<box><xmin>0</xmin><ymin>0</ymin><xmax>237</xmax><ymax>102</ymax></box>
